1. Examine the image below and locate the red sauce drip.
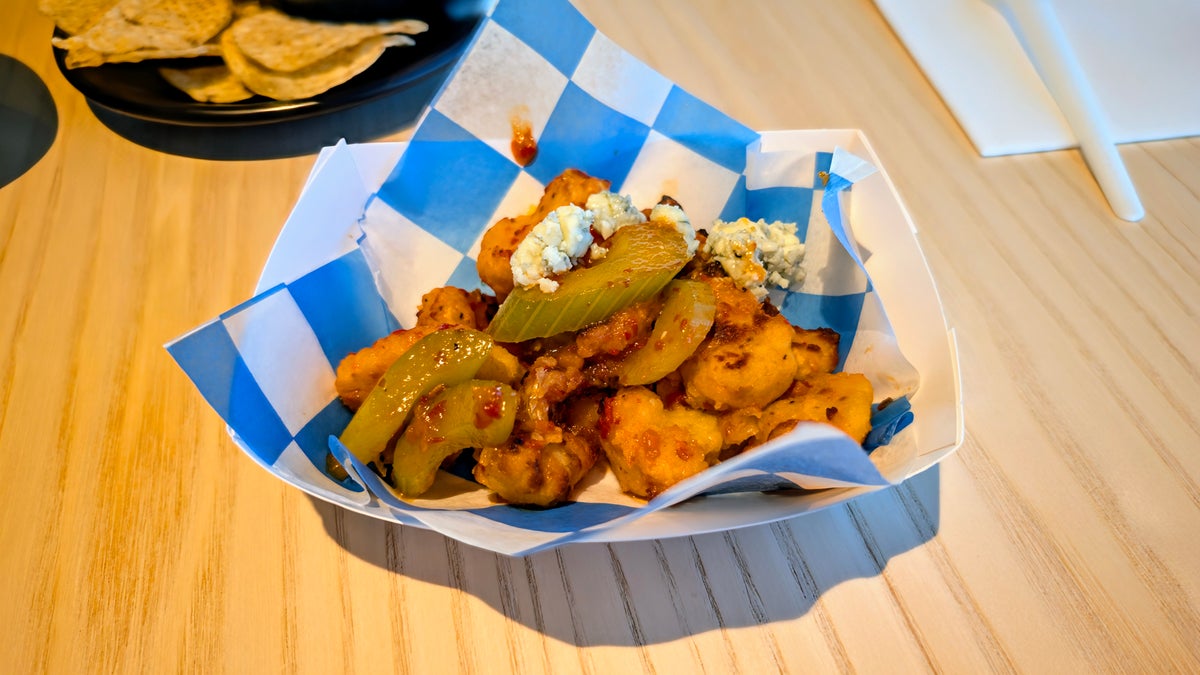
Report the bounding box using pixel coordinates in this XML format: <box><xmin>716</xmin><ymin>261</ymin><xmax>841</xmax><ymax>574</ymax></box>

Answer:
<box><xmin>475</xmin><ymin>388</ymin><xmax>504</xmax><ymax>428</ymax></box>
<box><xmin>510</xmin><ymin>116</ymin><xmax>538</xmax><ymax>166</ymax></box>
<box><xmin>598</xmin><ymin>398</ymin><xmax>616</xmax><ymax>440</ymax></box>
<box><xmin>662</xmin><ymin>390</ymin><xmax>686</xmax><ymax>409</ymax></box>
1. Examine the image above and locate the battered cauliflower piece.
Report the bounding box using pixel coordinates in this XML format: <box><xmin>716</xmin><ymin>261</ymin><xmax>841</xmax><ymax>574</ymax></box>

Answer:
<box><xmin>718</xmin><ymin>407</ymin><xmax>763</xmax><ymax>448</ymax></box>
<box><xmin>476</xmin><ymin>169</ymin><xmax>609</xmax><ymax>299</ymax></box>
<box><xmin>755</xmin><ymin>372</ymin><xmax>874</xmax><ymax>445</ymax></box>
<box><xmin>515</xmin><ymin>353</ymin><xmax>587</xmax><ymax>443</ymax></box>
<box><xmin>678</xmin><ymin>277</ymin><xmax>798</xmax><ymax>411</ymax></box>
<box><xmin>792</xmin><ymin>326</ymin><xmax>840</xmax><ymax>378</ymax></box>
<box><xmin>599</xmin><ymin>387</ymin><xmax>723</xmax><ymax>498</ymax></box>
<box><xmin>416</xmin><ymin>286</ymin><xmax>490</xmax><ymax>329</ymax></box>
<box><xmin>471</xmin><ymin>350</ymin><xmax>605</xmax><ymax>507</ymax></box>
<box><xmin>574</xmin><ymin>297</ymin><xmax>662</xmax><ymax>359</ymax></box>
<box><xmin>474</xmin><ymin>431</ymin><xmax>598</xmax><ymax>507</ymax></box>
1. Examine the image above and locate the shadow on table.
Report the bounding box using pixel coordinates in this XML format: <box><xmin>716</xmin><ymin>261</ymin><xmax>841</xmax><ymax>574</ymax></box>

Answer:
<box><xmin>87</xmin><ymin>62</ymin><xmax>448</xmax><ymax>161</ymax></box>
<box><xmin>308</xmin><ymin>466</ymin><xmax>940</xmax><ymax>647</ymax></box>
<box><xmin>0</xmin><ymin>55</ymin><xmax>57</xmax><ymax>189</ymax></box>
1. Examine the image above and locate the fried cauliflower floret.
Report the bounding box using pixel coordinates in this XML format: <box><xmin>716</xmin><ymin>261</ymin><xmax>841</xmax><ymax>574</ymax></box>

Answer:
<box><xmin>474</xmin><ymin>431</ymin><xmax>599</xmax><ymax>507</ymax></box>
<box><xmin>334</xmin><ymin>324</ymin><xmax>440</xmax><ymax>410</ymax></box>
<box><xmin>472</xmin><ymin>355</ymin><xmax>601</xmax><ymax>507</ymax></box>
<box><xmin>718</xmin><ymin>407</ymin><xmax>762</xmax><ymax>449</ymax></box>
<box><xmin>416</xmin><ymin>286</ymin><xmax>490</xmax><ymax>329</ymax></box>
<box><xmin>476</xmin><ymin>169</ymin><xmax>610</xmax><ymax>299</ymax></box>
<box><xmin>705</xmin><ymin>270</ymin><xmax>762</xmax><ymax>326</ymax></box>
<box><xmin>755</xmin><ymin>372</ymin><xmax>874</xmax><ymax>445</ymax></box>
<box><xmin>792</xmin><ymin>326</ymin><xmax>840</xmax><ymax>378</ymax></box>
<box><xmin>517</xmin><ymin>353</ymin><xmax>587</xmax><ymax>443</ymax></box>
<box><xmin>574</xmin><ymin>297</ymin><xmax>662</xmax><ymax>359</ymax></box>
<box><xmin>678</xmin><ymin>277</ymin><xmax>797</xmax><ymax>411</ymax></box>
<box><xmin>599</xmin><ymin>387</ymin><xmax>723</xmax><ymax>498</ymax></box>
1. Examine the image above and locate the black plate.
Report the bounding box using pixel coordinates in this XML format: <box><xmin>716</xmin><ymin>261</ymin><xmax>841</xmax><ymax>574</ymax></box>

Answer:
<box><xmin>53</xmin><ymin>4</ymin><xmax>485</xmax><ymax>127</ymax></box>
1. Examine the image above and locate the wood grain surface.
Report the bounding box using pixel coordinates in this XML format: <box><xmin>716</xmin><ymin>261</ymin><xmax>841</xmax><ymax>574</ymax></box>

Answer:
<box><xmin>2</xmin><ymin>0</ymin><xmax>1198</xmax><ymax>672</ymax></box>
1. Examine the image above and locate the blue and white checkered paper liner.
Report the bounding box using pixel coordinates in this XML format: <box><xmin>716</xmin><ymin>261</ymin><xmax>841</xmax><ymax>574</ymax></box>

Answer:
<box><xmin>167</xmin><ymin>0</ymin><xmax>919</xmax><ymax>556</ymax></box>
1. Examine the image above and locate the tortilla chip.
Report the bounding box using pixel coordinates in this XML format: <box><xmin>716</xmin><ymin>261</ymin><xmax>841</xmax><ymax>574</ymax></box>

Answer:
<box><xmin>220</xmin><ymin>30</ymin><xmax>407</xmax><ymax>100</ymax></box>
<box><xmin>39</xmin><ymin>0</ymin><xmax>119</xmax><ymax>35</ymax></box>
<box><xmin>52</xmin><ymin>5</ymin><xmax>198</xmax><ymax>55</ymax></box>
<box><xmin>232</xmin><ymin>0</ymin><xmax>264</xmax><ymax>19</ymax></box>
<box><xmin>160</xmin><ymin>64</ymin><xmax>254</xmax><ymax>102</ymax></box>
<box><xmin>60</xmin><ymin>42</ymin><xmax>222</xmax><ymax>69</ymax></box>
<box><xmin>119</xmin><ymin>0</ymin><xmax>233</xmax><ymax>45</ymax></box>
<box><xmin>229</xmin><ymin>9</ymin><xmax>425</xmax><ymax>73</ymax></box>
<box><xmin>50</xmin><ymin>0</ymin><xmax>233</xmax><ymax>68</ymax></box>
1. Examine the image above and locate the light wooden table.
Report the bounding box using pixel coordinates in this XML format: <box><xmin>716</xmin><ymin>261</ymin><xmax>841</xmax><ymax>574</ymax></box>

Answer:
<box><xmin>3</xmin><ymin>1</ymin><xmax>1198</xmax><ymax>672</ymax></box>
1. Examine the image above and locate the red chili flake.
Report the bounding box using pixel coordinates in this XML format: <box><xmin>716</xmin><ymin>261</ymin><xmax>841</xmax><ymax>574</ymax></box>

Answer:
<box><xmin>475</xmin><ymin>388</ymin><xmax>504</xmax><ymax>428</ymax></box>
<box><xmin>481</xmin><ymin>399</ymin><xmax>502</xmax><ymax>419</ymax></box>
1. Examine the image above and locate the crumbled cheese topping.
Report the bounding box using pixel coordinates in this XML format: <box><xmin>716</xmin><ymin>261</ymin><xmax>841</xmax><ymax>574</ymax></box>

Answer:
<box><xmin>585</xmin><ymin>191</ymin><xmax>646</xmax><ymax>239</ymax></box>
<box><xmin>704</xmin><ymin>217</ymin><xmax>805</xmax><ymax>300</ymax></box>
<box><xmin>510</xmin><ymin>191</ymin><xmax>704</xmax><ymax>293</ymax></box>
<box><xmin>648</xmin><ymin>203</ymin><xmax>699</xmax><ymax>257</ymax></box>
<box><xmin>510</xmin><ymin>205</ymin><xmax>595</xmax><ymax>293</ymax></box>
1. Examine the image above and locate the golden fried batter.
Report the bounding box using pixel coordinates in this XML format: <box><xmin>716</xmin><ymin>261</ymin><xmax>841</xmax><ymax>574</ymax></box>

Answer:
<box><xmin>473</xmin><ymin>392</ymin><xmax>603</xmax><ymax>507</ymax></box>
<box><xmin>416</xmin><ymin>286</ymin><xmax>490</xmax><ymax>329</ymax></box>
<box><xmin>474</xmin><ymin>432</ymin><xmax>598</xmax><ymax>507</ymax></box>
<box><xmin>706</xmin><ymin>272</ymin><xmax>762</xmax><ymax>328</ymax></box>
<box><xmin>599</xmin><ymin>387</ymin><xmax>723</xmax><ymax>498</ymax></box>
<box><xmin>476</xmin><ymin>169</ymin><xmax>610</xmax><ymax>299</ymax></box>
<box><xmin>792</xmin><ymin>326</ymin><xmax>840</xmax><ymax>378</ymax></box>
<box><xmin>718</xmin><ymin>407</ymin><xmax>762</xmax><ymax>448</ymax></box>
<box><xmin>679</xmin><ymin>277</ymin><xmax>797</xmax><ymax>411</ymax></box>
<box><xmin>755</xmin><ymin>372</ymin><xmax>874</xmax><ymax>444</ymax></box>
<box><xmin>574</xmin><ymin>297</ymin><xmax>662</xmax><ymax>359</ymax></box>
<box><xmin>516</xmin><ymin>353</ymin><xmax>587</xmax><ymax>444</ymax></box>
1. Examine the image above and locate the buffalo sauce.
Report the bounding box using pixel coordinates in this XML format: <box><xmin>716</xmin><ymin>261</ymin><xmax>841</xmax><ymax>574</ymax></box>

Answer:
<box><xmin>475</xmin><ymin>386</ymin><xmax>504</xmax><ymax>429</ymax></box>
<box><xmin>509</xmin><ymin>113</ymin><xmax>538</xmax><ymax>166</ymax></box>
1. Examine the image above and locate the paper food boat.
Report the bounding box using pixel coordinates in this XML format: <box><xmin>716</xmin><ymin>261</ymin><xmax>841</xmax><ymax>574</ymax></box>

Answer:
<box><xmin>168</xmin><ymin>0</ymin><xmax>962</xmax><ymax>556</ymax></box>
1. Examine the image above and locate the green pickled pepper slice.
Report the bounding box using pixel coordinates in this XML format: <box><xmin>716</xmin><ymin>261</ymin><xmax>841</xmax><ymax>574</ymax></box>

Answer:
<box><xmin>617</xmin><ymin>279</ymin><xmax>716</xmax><ymax>386</ymax></box>
<box><xmin>487</xmin><ymin>223</ymin><xmax>690</xmax><ymax>342</ymax></box>
<box><xmin>338</xmin><ymin>328</ymin><xmax>494</xmax><ymax>466</ymax></box>
<box><xmin>390</xmin><ymin>380</ymin><xmax>519</xmax><ymax>496</ymax></box>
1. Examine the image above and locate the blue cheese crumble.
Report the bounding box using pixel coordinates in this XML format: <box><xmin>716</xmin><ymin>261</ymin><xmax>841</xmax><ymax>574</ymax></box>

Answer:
<box><xmin>511</xmin><ymin>190</ymin><xmax>701</xmax><ymax>293</ymax></box>
<box><xmin>510</xmin><ymin>205</ymin><xmax>595</xmax><ymax>293</ymax></box>
<box><xmin>704</xmin><ymin>217</ymin><xmax>805</xmax><ymax>300</ymax></box>
<box><xmin>586</xmin><ymin>191</ymin><xmax>646</xmax><ymax>239</ymax></box>
<box><xmin>648</xmin><ymin>203</ymin><xmax>699</xmax><ymax>257</ymax></box>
